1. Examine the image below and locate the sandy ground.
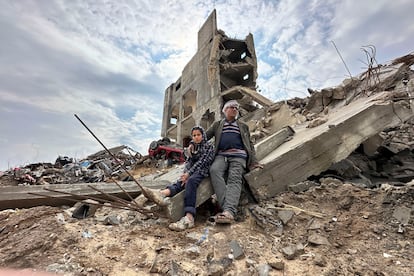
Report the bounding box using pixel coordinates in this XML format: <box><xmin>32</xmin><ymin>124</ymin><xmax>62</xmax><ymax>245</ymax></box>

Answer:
<box><xmin>0</xmin><ymin>177</ymin><xmax>413</xmax><ymax>276</ymax></box>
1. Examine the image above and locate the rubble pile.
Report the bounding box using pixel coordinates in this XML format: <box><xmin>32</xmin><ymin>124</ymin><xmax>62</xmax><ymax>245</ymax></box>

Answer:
<box><xmin>0</xmin><ymin>178</ymin><xmax>412</xmax><ymax>275</ymax></box>
<box><xmin>0</xmin><ymin>145</ymin><xmax>144</xmax><ymax>187</ymax></box>
<box><xmin>247</xmin><ymin>53</ymin><xmax>414</xmax><ymax>190</ymax></box>
<box><xmin>321</xmin><ymin>117</ymin><xmax>414</xmax><ymax>187</ymax></box>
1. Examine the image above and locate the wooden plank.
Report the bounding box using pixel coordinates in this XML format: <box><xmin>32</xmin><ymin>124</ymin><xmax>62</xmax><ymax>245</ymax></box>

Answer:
<box><xmin>245</xmin><ymin>93</ymin><xmax>414</xmax><ymax>201</ymax></box>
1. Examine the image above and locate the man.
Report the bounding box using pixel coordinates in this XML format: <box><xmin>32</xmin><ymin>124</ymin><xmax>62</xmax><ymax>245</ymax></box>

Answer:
<box><xmin>206</xmin><ymin>100</ymin><xmax>262</xmax><ymax>223</ymax></box>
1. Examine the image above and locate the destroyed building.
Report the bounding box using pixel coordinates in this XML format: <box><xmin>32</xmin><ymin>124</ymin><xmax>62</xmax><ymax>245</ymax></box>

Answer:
<box><xmin>1</xmin><ymin>9</ymin><xmax>414</xmax><ymax>276</ymax></box>
<box><xmin>159</xmin><ymin>9</ymin><xmax>414</xmax><ymax>210</ymax></box>
<box><xmin>1</xmin><ymin>9</ymin><xmax>413</xmax><ymax>219</ymax></box>
<box><xmin>161</xmin><ymin>10</ymin><xmax>272</xmax><ymax>146</ymax></box>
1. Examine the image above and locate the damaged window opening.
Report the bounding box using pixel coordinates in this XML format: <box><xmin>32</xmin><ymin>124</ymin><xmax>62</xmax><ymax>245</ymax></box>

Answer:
<box><xmin>241</xmin><ymin>52</ymin><xmax>246</xmax><ymax>59</ymax></box>
<box><xmin>170</xmin><ymin>118</ymin><xmax>177</xmax><ymax>125</ymax></box>
<box><xmin>243</xmin><ymin>74</ymin><xmax>249</xmax><ymax>80</ymax></box>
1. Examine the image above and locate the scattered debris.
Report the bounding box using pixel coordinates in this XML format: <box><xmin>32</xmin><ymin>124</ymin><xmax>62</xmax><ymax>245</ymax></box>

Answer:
<box><xmin>0</xmin><ymin>10</ymin><xmax>413</xmax><ymax>276</ymax></box>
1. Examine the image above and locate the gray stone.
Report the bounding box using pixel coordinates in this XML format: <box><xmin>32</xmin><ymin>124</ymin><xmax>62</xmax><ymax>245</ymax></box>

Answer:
<box><xmin>313</xmin><ymin>254</ymin><xmax>327</xmax><ymax>267</ymax></box>
<box><xmin>295</xmin><ymin>243</ymin><xmax>305</xmax><ymax>254</ymax></box>
<box><xmin>308</xmin><ymin>233</ymin><xmax>330</xmax><ymax>246</ymax></box>
<box><xmin>185</xmin><ymin>232</ymin><xmax>201</xmax><ymax>243</ymax></box>
<box><xmin>307</xmin><ymin>219</ymin><xmax>323</xmax><ymax>230</ymax></box>
<box><xmin>185</xmin><ymin>245</ymin><xmax>200</xmax><ymax>257</ymax></box>
<box><xmin>169</xmin><ymin>260</ymin><xmax>180</xmax><ymax>276</ymax></box>
<box><xmin>269</xmin><ymin>259</ymin><xmax>284</xmax><ymax>270</ymax></box>
<box><xmin>104</xmin><ymin>215</ymin><xmax>121</xmax><ymax>225</ymax></box>
<box><xmin>229</xmin><ymin>240</ymin><xmax>244</xmax><ymax>260</ymax></box>
<box><xmin>277</xmin><ymin>210</ymin><xmax>294</xmax><ymax>225</ymax></box>
<box><xmin>257</xmin><ymin>264</ymin><xmax>271</xmax><ymax>276</ymax></box>
<box><xmin>392</xmin><ymin>206</ymin><xmax>411</xmax><ymax>225</ymax></box>
<box><xmin>245</xmin><ymin>258</ymin><xmax>256</xmax><ymax>268</ymax></box>
<box><xmin>72</xmin><ymin>199</ymin><xmax>99</xmax><ymax>219</ymax></box>
<box><xmin>288</xmin><ymin>180</ymin><xmax>318</xmax><ymax>193</ymax></box>
<box><xmin>281</xmin><ymin>245</ymin><xmax>298</xmax><ymax>260</ymax></box>
<box><xmin>207</xmin><ymin>258</ymin><xmax>233</xmax><ymax>276</ymax></box>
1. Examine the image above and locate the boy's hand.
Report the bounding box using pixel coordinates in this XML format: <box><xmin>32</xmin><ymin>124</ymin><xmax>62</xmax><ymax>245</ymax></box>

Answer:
<box><xmin>180</xmin><ymin>173</ymin><xmax>189</xmax><ymax>185</ymax></box>
<box><xmin>186</xmin><ymin>144</ymin><xmax>194</xmax><ymax>158</ymax></box>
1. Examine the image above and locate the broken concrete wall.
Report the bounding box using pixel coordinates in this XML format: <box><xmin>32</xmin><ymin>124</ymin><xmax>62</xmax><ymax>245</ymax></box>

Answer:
<box><xmin>161</xmin><ymin>9</ymin><xmax>265</xmax><ymax>146</ymax></box>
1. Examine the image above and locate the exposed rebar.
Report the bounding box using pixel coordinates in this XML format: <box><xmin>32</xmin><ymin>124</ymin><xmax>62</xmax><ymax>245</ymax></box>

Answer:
<box><xmin>74</xmin><ymin>114</ymin><xmax>150</xmax><ymax>199</ymax></box>
<box><xmin>28</xmin><ymin>192</ymin><xmax>135</xmax><ymax>211</ymax></box>
<box><xmin>331</xmin><ymin>40</ymin><xmax>353</xmax><ymax>79</ymax></box>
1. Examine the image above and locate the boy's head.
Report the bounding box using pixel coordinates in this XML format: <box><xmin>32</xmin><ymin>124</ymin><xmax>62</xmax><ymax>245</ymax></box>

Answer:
<box><xmin>190</xmin><ymin>126</ymin><xmax>205</xmax><ymax>144</ymax></box>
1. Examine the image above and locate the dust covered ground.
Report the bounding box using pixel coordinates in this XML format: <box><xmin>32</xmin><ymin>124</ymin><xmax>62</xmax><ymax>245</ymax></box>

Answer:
<box><xmin>1</xmin><ymin>177</ymin><xmax>413</xmax><ymax>276</ymax></box>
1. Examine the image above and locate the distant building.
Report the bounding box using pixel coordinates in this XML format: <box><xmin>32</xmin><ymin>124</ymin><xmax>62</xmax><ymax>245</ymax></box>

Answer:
<box><xmin>161</xmin><ymin>10</ymin><xmax>270</xmax><ymax>146</ymax></box>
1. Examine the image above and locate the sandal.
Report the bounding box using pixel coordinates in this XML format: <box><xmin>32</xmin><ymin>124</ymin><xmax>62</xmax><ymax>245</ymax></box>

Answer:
<box><xmin>215</xmin><ymin>211</ymin><xmax>235</xmax><ymax>224</ymax></box>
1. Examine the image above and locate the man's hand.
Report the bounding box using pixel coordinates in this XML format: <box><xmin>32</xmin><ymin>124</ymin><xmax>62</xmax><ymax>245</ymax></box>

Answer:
<box><xmin>249</xmin><ymin>162</ymin><xmax>264</xmax><ymax>171</ymax></box>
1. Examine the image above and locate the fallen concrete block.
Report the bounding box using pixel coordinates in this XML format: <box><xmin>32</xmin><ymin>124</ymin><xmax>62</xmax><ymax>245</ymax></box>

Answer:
<box><xmin>165</xmin><ymin>178</ymin><xmax>214</xmax><ymax>222</ymax></box>
<box><xmin>255</xmin><ymin>126</ymin><xmax>295</xmax><ymax>160</ymax></box>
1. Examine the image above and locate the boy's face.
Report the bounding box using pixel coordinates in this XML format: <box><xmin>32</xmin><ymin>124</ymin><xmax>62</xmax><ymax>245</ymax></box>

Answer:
<box><xmin>192</xmin><ymin>129</ymin><xmax>203</xmax><ymax>144</ymax></box>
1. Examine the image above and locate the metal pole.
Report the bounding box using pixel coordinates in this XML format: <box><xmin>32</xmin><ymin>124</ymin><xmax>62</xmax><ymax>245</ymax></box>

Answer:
<box><xmin>74</xmin><ymin>114</ymin><xmax>150</xmax><ymax>199</ymax></box>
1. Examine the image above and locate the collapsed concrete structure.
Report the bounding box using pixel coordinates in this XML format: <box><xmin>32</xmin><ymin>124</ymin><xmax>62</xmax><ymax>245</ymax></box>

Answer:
<box><xmin>161</xmin><ymin>10</ymin><xmax>272</xmax><ymax>147</ymax></box>
<box><xmin>1</xmin><ymin>11</ymin><xmax>413</xmax><ymax>224</ymax></box>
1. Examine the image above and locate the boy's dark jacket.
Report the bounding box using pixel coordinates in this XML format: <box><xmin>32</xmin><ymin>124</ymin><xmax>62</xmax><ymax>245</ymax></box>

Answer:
<box><xmin>184</xmin><ymin>126</ymin><xmax>215</xmax><ymax>177</ymax></box>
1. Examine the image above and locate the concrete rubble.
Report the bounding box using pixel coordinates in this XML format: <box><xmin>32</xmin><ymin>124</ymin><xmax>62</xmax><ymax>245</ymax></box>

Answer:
<box><xmin>0</xmin><ymin>145</ymin><xmax>143</xmax><ymax>186</ymax></box>
<box><xmin>0</xmin><ymin>9</ymin><xmax>413</xmax><ymax>275</ymax></box>
<box><xmin>1</xmin><ymin>11</ymin><xmax>413</xmax><ymax>222</ymax></box>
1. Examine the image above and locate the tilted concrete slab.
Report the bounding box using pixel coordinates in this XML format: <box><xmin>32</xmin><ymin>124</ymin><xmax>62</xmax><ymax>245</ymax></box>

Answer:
<box><xmin>255</xmin><ymin>126</ymin><xmax>295</xmax><ymax>161</ymax></box>
<box><xmin>0</xmin><ymin>162</ymin><xmax>210</xmax><ymax>222</ymax></box>
<box><xmin>142</xmin><ymin>165</ymin><xmax>214</xmax><ymax>222</ymax></box>
<box><xmin>165</xmin><ymin>178</ymin><xmax>214</xmax><ymax>222</ymax></box>
<box><xmin>244</xmin><ymin>92</ymin><xmax>414</xmax><ymax>201</ymax></box>
<box><xmin>0</xmin><ymin>180</ymin><xmax>166</xmax><ymax>211</ymax></box>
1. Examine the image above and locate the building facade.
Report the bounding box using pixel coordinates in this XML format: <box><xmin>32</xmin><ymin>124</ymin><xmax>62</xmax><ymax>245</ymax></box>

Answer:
<box><xmin>161</xmin><ymin>10</ymin><xmax>263</xmax><ymax>146</ymax></box>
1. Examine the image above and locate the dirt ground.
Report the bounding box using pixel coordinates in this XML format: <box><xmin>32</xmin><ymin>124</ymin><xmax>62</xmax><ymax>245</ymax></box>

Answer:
<box><xmin>0</xmin><ymin>175</ymin><xmax>413</xmax><ymax>276</ymax></box>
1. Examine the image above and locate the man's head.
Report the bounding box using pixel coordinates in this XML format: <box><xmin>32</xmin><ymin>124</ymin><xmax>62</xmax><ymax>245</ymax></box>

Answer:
<box><xmin>222</xmin><ymin>100</ymin><xmax>239</xmax><ymax>121</ymax></box>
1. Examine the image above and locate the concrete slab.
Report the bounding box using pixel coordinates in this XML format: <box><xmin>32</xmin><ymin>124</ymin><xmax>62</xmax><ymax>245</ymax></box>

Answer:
<box><xmin>255</xmin><ymin>126</ymin><xmax>295</xmax><ymax>160</ymax></box>
<box><xmin>0</xmin><ymin>180</ymin><xmax>165</xmax><ymax>211</ymax></box>
<box><xmin>165</xmin><ymin>178</ymin><xmax>214</xmax><ymax>222</ymax></box>
<box><xmin>244</xmin><ymin>93</ymin><xmax>414</xmax><ymax>201</ymax></box>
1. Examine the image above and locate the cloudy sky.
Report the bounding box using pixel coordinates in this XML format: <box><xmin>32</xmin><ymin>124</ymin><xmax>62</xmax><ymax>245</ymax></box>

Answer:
<box><xmin>0</xmin><ymin>0</ymin><xmax>413</xmax><ymax>170</ymax></box>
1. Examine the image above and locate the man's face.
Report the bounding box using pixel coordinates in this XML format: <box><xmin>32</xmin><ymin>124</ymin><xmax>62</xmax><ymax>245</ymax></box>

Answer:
<box><xmin>224</xmin><ymin>105</ymin><xmax>239</xmax><ymax>120</ymax></box>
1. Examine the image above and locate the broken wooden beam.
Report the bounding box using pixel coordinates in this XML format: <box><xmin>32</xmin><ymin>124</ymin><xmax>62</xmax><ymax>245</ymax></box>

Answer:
<box><xmin>244</xmin><ymin>93</ymin><xmax>414</xmax><ymax>201</ymax></box>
